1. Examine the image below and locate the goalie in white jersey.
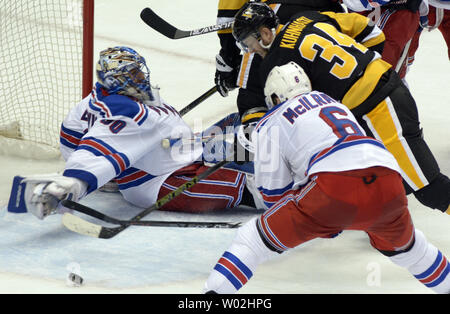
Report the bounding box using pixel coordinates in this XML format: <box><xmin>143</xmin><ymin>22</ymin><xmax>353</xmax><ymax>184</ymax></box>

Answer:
<box><xmin>16</xmin><ymin>46</ymin><xmax>257</xmax><ymax>220</ymax></box>
<box><xmin>204</xmin><ymin>62</ymin><xmax>450</xmax><ymax>294</ymax></box>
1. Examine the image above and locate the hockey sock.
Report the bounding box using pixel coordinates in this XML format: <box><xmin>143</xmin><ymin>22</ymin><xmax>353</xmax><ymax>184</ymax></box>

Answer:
<box><xmin>390</xmin><ymin>229</ymin><xmax>450</xmax><ymax>293</ymax></box>
<box><xmin>203</xmin><ymin>218</ymin><xmax>279</xmax><ymax>293</ymax></box>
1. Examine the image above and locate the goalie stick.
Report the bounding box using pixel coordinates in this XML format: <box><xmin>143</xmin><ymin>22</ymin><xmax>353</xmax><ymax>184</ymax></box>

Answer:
<box><xmin>61</xmin><ymin>159</ymin><xmax>231</xmax><ymax>239</ymax></box>
<box><xmin>163</xmin><ymin>111</ymin><xmax>240</xmax><ymax>148</ymax></box>
<box><xmin>179</xmin><ymin>86</ymin><xmax>217</xmax><ymax>116</ymax></box>
<box><xmin>140</xmin><ymin>7</ymin><xmax>233</xmax><ymax>39</ymax></box>
<box><xmin>161</xmin><ymin>133</ymin><xmax>231</xmax><ymax>149</ymax></box>
<box><xmin>62</xmin><ymin>199</ymin><xmax>241</xmax><ymax>229</ymax></box>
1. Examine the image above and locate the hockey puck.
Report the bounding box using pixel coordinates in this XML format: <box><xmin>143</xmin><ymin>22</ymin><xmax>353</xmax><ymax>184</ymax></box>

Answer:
<box><xmin>161</xmin><ymin>138</ymin><xmax>170</xmax><ymax>148</ymax></box>
<box><xmin>67</xmin><ymin>272</ymin><xmax>84</xmax><ymax>287</ymax></box>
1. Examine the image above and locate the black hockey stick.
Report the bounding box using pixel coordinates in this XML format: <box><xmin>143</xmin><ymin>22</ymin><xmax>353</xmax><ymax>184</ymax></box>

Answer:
<box><xmin>140</xmin><ymin>7</ymin><xmax>233</xmax><ymax>39</ymax></box>
<box><xmin>179</xmin><ymin>86</ymin><xmax>217</xmax><ymax>116</ymax></box>
<box><xmin>62</xmin><ymin>159</ymin><xmax>231</xmax><ymax>239</ymax></box>
<box><xmin>62</xmin><ymin>200</ymin><xmax>240</xmax><ymax>229</ymax></box>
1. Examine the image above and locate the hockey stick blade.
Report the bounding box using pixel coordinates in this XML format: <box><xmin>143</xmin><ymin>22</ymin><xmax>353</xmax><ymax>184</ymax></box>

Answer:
<box><xmin>130</xmin><ymin>220</ymin><xmax>241</xmax><ymax>228</ymax></box>
<box><xmin>62</xmin><ymin>160</ymin><xmax>230</xmax><ymax>238</ymax></box>
<box><xmin>62</xmin><ymin>199</ymin><xmax>240</xmax><ymax>229</ymax></box>
<box><xmin>62</xmin><ymin>213</ymin><xmax>104</xmax><ymax>238</ymax></box>
<box><xmin>62</xmin><ymin>213</ymin><xmax>127</xmax><ymax>239</ymax></box>
<box><xmin>140</xmin><ymin>8</ymin><xmax>233</xmax><ymax>39</ymax></box>
<box><xmin>62</xmin><ymin>212</ymin><xmax>240</xmax><ymax>239</ymax></box>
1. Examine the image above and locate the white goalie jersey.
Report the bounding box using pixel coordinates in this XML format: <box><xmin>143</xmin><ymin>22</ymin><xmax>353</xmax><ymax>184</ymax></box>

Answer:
<box><xmin>253</xmin><ymin>91</ymin><xmax>401</xmax><ymax>209</ymax></box>
<box><xmin>59</xmin><ymin>83</ymin><xmax>203</xmax><ymax>208</ymax></box>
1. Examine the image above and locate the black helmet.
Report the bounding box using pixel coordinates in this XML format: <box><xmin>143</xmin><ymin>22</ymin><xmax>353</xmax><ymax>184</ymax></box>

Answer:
<box><xmin>232</xmin><ymin>2</ymin><xmax>279</xmax><ymax>43</ymax></box>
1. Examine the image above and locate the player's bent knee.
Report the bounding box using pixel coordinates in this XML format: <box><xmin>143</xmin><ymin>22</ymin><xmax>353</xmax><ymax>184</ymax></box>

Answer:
<box><xmin>234</xmin><ymin>218</ymin><xmax>281</xmax><ymax>263</ymax></box>
<box><xmin>389</xmin><ymin>229</ymin><xmax>431</xmax><ymax>268</ymax></box>
<box><xmin>414</xmin><ymin>173</ymin><xmax>450</xmax><ymax>212</ymax></box>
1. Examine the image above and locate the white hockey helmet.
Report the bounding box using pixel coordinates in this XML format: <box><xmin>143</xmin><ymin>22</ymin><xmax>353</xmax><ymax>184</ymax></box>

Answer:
<box><xmin>264</xmin><ymin>61</ymin><xmax>312</xmax><ymax>109</ymax></box>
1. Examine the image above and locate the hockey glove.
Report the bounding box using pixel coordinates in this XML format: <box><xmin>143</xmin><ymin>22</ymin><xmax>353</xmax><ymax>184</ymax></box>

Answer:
<box><xmin>21</xmin><ymin>174</ymin><xmax>87</xmax><ymax>220</ymax></box>
<box><xmin>233</xmin><ymin>107</ymin><xmax>268</xmax><ymax>165</ymax></box>
<box><xmin>233</xmin><ymin>128</ymin><xmax>253</xmax><ymax>165</ymax></box>
<box><xmin>215</xmin><ymin>53</ymin><xmax>239</xmax><ymax>97</ymax></box>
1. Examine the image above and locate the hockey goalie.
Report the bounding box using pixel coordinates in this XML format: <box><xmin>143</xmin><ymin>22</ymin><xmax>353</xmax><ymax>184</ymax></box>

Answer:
<box><xmin>8</xmin><ymin>46</ymin><xmax>262</xmax><ymax>221</ymax></box>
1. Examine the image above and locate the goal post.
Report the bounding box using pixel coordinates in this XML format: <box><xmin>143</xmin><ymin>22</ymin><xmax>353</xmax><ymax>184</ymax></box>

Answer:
<box><xmin>0</xmin><ymin>0</ymin><xmax>94</xmax><ymax>158</ymax></box>
<box><xmin>83</xmin><ymin>0</ymin><xmax>94</xmax><ymax>99</ymax></box>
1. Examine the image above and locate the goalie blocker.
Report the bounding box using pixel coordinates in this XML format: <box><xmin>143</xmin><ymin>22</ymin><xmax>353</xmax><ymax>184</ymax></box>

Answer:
<box><xmin>8</xmin><ymin>174</ymin><xmax>87</xmax><ymax>220</ymax></box>
<box><xmin>8</xmin><ymin>176</ymin><xmax>27</xmax><ymax>214</ymax></box>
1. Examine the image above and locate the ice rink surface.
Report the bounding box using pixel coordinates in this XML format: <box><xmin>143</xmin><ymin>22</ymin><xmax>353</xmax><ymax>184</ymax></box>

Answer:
<box><xmin>0</xmin><ymin>0</ymin><xmax>449</xmax><ymax>294</ymax></box>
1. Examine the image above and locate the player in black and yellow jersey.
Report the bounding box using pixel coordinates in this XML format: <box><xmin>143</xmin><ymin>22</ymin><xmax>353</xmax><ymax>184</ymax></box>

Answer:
<box><xmin>232</xmin><ymin>2</ymin><xmax>450</xmax><ymax>214</ymax></box>
<box><xmin>215</xmin><ymin>0</ymin><xmax>344</xmax><ymax>119</ymax></box>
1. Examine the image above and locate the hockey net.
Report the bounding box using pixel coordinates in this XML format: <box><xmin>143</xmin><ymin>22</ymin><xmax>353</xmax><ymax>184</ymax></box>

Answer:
<box><xmin>0</xmin><ymin>0</ymin><xmax>94</xmax><ymax>158</ymax></box>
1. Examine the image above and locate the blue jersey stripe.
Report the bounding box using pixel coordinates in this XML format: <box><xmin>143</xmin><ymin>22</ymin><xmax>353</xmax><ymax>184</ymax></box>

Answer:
<box><xmin>415</xmin><ymin>251</ymin><xmax>443</xmax><ymax>280</ymax></box>
<box><xmin>60</xmin><ymin>137</ymin><xmax>79</xmax><ymax>150</ymax></box>
<box><xmin>307</xmin><ymin>138</ymin><xmax>386</xmax><ymax>173</ymax></box>
<box><xmin>77</xmin><ymin>144</ymin><xmax>120</xmax><ymax>174</ymax></box>
<box><xmin>63</xmin><ymin>169</ymin><xmax>98</xmax><ymax>194</ymax></box>
<box><xmin>61</xmin><ymin>124</ymin><xmax>84</xmax><ymax>139</ymax></box>
<box><xmin>82</xmin><ymin>137</ymin><xmax>131</xmax><ymax>169</ymax></box>
<box><xmin>116</xmin><ymin>167</ymin><xmax>142</xmax><ymax>178</ymax></box>
<box><xmin>136</xmin><ymin>106</ymin><xmax>149</xmax><ymax>126</ymax></box>
<box><xmin>104</xmin><ymin>155</ymin><xmax>122</xmax><ymax>175</ymax></box>
<box><xmin>118</xmin><ymin>173</ymin><xmax>156</xmax><ymax>190</ymax></box>
<box><xmin>426</xmin><ymin>265</ymin><xmax>449</xmax><ymax>288</ymax></box>
<box><xmin>213</xmin><ymin>264</ymin><xmax>242</xmax><ymax>290</ymax></box>
<box><xmin>222</xmin><ymin>251</ymin><xmax>253</xmax><ymax>279</ymax></box>
<box><xmin>258</xmin><ymin>181</ymin><xmax>293</xmax><ymax>197</ymax></box>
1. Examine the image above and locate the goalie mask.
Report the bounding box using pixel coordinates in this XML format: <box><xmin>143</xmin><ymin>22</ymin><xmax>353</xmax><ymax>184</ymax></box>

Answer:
<box><xmin>264</xmin><ymin>62</ymin><xmax>312</xmax><ymax>109</ymax></box>
<box><xmin>96</xmin><ymin>46</ymin><xmax>154</xmax><ymax>101</ymax></box>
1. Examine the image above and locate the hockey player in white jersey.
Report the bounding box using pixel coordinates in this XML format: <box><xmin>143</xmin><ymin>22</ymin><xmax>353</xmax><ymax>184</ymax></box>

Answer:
<box><xmin>203</xmin><ymin>62</ymin><xmax>450</xmax><ymax>294</ymax></box>
<box><xmin>15</xmin><ymin>46</ymin><xmax>257</xmax><ymax>220</ymax></box>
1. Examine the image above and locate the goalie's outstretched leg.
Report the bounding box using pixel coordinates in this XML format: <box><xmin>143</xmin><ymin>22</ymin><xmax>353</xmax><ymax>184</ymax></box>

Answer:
<box><xmin>157</xmin><ymin>163</ymin><xmax>257</xmax><ymax>213</ymax></box>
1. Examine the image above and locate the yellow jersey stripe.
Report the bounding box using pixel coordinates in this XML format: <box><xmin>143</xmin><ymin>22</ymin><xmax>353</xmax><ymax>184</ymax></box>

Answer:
<box><xmin>361</xmin><ymin>33</ymin><xmax>385</xmax><ymax>49</ymax></box>
<box><xmin>364</xmin><ymin>98</ymin><xmax>428</xmax><ymax>190</ymax></box>
<box><xmin>342</xmin><ymin>59</ymin><xmax>391</xmax><ymax>109</ymax></box>
<box><xmin>241</xmin><ymin>112</ymin><xmax>266</xmax><ymax>124</ymax></box>
<box><xmin>320</xmin><ymin>11</ymin><xmax>368</xmax><ymax>39</ymax></box>
<box><xmin>218</xmin><ymin>29</ymin><xmax>233</xmax><ymax>34</ymax></box>
<box><xmin>238</xmin><ymin>53</ymin><xmax>251</xmax><ymax>88</ymax></box>
<box><xmin>218</xmin><ymin>0</ymin><xmax>247</xmax><ymax>11</ymax></box>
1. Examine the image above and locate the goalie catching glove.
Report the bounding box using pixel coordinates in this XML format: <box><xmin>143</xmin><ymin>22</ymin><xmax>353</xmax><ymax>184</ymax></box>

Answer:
<box><xmin>20</xmin><ymin>174</ymin><xmax>87</xmax><ymax>220</ymax></box>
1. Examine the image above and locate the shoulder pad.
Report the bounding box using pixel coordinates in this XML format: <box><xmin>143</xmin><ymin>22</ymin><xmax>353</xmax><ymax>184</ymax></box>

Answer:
<box><xmin>90</xmin><ymin>93</ymin><xmax>149</xmax><ymax>125</ymax></box>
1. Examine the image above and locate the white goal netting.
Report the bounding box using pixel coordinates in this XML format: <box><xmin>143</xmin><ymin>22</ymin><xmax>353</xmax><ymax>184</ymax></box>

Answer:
<box><xmin>0</xmin><ymin>0</ymin><xmax>91</xmax><ymax>157</ymax></box>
